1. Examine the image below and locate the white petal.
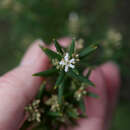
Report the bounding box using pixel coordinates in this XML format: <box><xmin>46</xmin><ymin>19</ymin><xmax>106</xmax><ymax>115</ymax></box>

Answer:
<box><xmin>59</xmin><ymin>60</ymin><xmax>65</xmax><ymax>65</ymax></box>
<box><xmin>65</xmin><ymin>65</ymin><xmax>69</xmax><ymax>72</ymax></box>
<box><xmin>70</xmin><ymin>58</ymin><xmax>75</xmax><ymax>63</ymax></box>
<box><xmin>69</xmin><ymin>64</ymin><xmax>75</xmax><ymax>69</ymax></box>
<box><xmin>64</xmin><ymin>53</ymin><xmax>69</xmax><ymax>61</ymax></box>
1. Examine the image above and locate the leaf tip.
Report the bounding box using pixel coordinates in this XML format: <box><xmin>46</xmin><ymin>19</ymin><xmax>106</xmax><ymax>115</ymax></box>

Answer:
<box><xmin>93</xmin><ymin>45</ymin><xmax>98</xmax><ymax>49</ymax></box>
<box><xmin>39</xmin><ymin>44</ymin><xmax>43</xmax><ymax>48</ymax></box>
<box><xmin>54</xmin><ymin>85</ymin><xmax>57</xmax><ymax>89</ymax></box>
<box><xmin>39</xmin><ymin>44</ymin><xmax>46</xmax><ymax>50</ymax></box>
<box><xmin>32</xmin><ymin>73</ymin><xmax>37</xmax><ymax>76</ymax></box>
<box><xmin>72</xmin><ymin>37</ymin><xmax>76</xmax><ymax>40</ymax></box>
<box><xmin>52</xmin><ymin>38</ymin><xmax>56</xmax><ymax>42</ymax></box>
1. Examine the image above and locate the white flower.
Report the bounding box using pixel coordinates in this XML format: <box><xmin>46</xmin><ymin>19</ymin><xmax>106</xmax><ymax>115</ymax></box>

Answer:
<box><xmin>59</xmin><ymin>53</ymin><xmax>75</xmax><ymax>72</ymax></box>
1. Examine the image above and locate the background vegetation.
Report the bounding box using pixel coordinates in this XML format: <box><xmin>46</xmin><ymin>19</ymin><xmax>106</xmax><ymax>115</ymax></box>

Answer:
<box><xmin>0</xmin><ymin>0</ymin><xmax>130</xmax><ymax>129</ymax></box>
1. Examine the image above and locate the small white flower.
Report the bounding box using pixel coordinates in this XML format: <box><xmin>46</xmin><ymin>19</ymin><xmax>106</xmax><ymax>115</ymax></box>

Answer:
<box><xmin>59</xmin><ymin>53</ymin><xmax>75</xmax><ymax>72</ymax></box>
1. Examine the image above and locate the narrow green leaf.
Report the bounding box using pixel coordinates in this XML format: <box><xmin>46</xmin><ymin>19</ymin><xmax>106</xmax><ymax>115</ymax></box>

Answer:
<box><xmin>64</xmin><ymin>92</ymin><xmax>73</xmax><ymax>98</ymax></box>
<box><xmin>36</xmin><ymin>81</ymin><xmax>46</xmax><ymax>99</ymax></box>
<box><xmin>86</xmin><ymin>68</ymin><xmax>92</xmax><ymax>79</ymax></box>
<box><xmin>39</xmin><ymin>45</ymin><xmax>62</xmax><ymax>60</ymax></box>
<box><xmin>58</xmin><ymin>81</ymin><xmax>65</xmax><ymax>105</ymax></box>
<box><xmin>54</xmin><ymin>39</ymin><xmax>63</xmax><ymax>54</ymax></box>
<box><xmin>79</xmin><ymin>76</ymin><xmax>95</xmax><ymax>87</ymax></box>
<box><xmin>47</xmin><ymin>112</ymin><xmax>62</xmax><ymax>117</ymax></box>
<box><xmin>69</xmin><ymin>39</ymin><xmax>75</xmax><ymax>57</ymax></box>
<box><xmin>79</xmin><ymin>44</ymin><xmax>98</xmax><ymax>58</ymax></box>
<box><xmin>67</xmin><ymin>110</ymin><xmax>79</xmax><ymax>119</ymax></box>
<box><xmin>55</xmin><ymin>71</ymin><xmax>65</xmax><ymax>89</ymax></box>
<box><xmin>20</xmin><ymin>121</ymin><xmax>32</xmax><ymax>130</ymax></box>
<box><xmin>33</xmin><ymin>67</ymin><xmax>57</xmax><ymax>77</ymax></box>
<box><xmin>87</xmin><ymin>92</ymin><xmax>99</xmax><ymax>98</ymax></box>
<box><xmin>31</xmin><ymin>123</ymin><xmax>43</xmax><ymax>130</ymax></box>
<box><xmin>79</xmin><ymin>98</ymin><xmax>86</xmax><ymax>113</ymax></box>
<box><xmin>79</xmin><ymin>113</ymin><xmax>87</xmax><ymax>118</ymax></box>
<box><xmin>68</xmin><ymin>70</ymin><xmax>95</xmax><ymax>87</ymax></box>
<box><xmin>73</xmin><ymin>68</ymin><xmax>79</xmax><ymax>75</ymax></box>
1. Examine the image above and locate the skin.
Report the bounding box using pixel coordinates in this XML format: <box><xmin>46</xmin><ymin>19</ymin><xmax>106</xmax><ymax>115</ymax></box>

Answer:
<box><xmin>0</xmin><ymin>38</ymin><xmax>120</xmax><ymax>130</ymax></box>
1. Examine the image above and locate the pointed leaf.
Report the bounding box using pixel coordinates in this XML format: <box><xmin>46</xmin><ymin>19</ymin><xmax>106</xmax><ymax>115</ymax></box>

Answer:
<box><xmin>58</xmin><ymin>80</ymin><xmax>65</xmax><ymax>105</ymax></box>
<box><xmin>33</xmin><ymin>67</ymin><xmax>57</xmax><ymax>77</ymax></box>
<box><xmin>79</xmin><ymin>75</ymin><xmax>95</xmax><ymax>87</ymax></box>
<box><xmin>68</xmin><ymin>70</ymin><xmax>95</xmax><ymax>86</ymax></box>
<box><xmin>55</xmin><ymin>71</ymin><xmax>65</xmax><ymax>89</ymax></box>
<box><xmin>73</xmin><ymin>68</ymin><xmax>79</xmax><ymax>75</ymax></box>
<box><xmin>36</xmin><ymin>81</ymin><xmax>46</xmax><ymax>99</ymax></box>
<box><xmin>67</xmin><ymin>109</ymin><xmax>79</xmax><ymax>119</ymax></box>
<box><xmin>20</xmin><ymin>122</ymin><xmax>32</xmax><ymax>130</ymax></box>
<box><xmin>54</xmin><ymin>39</ymin><xmax>63</xmax><ymax>54</ymax></box>
<box><xmin>39</xmin><ymin>45</ymin><xmax>62</xmax><ymax>60</ymax></box>
<box><xmin>69</xmin><ymin>39</ymin><xmax>75</xmax><ymax>57</ymax></box>
<box><xmin>86</xmin><ymin>68</ymin><xmax>92</xmax><ymax>79</ymax></box>
<box><xmin>47</xmin><ymin>112</ymin><xmax>62</xmax><ymax>117</ymax></box>
<box><xmin>87</xmin><ymin>92</ymin><xmax>99</xmax><ymax>98</ymax></box>
<box><xmin>79</xmin><ymin>98</ymin><xmax>86</xmax><ymax>113</ymax></box>
<box><xmin>31</xmin><ymin>123</ymin><xmax>43</xmax><ymax>130</ymax></box>
<box><xmin>79</xmin><ymin>44</ymin><xmax>98</xmax><ymax>58</ymax></box>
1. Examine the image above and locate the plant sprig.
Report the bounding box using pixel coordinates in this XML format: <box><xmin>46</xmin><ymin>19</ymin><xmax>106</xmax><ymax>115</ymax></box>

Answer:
<box><xmin>22</xmin><ymin>38</ymin><xmax>99</xmax><ymax>130</ymax></box>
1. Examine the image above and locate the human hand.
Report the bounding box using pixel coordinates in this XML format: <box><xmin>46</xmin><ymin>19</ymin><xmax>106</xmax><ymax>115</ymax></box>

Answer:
<box><xmin>0</xmin><ymin>38</ymin><xmax>120</xmax><ymax>130</ymax></box>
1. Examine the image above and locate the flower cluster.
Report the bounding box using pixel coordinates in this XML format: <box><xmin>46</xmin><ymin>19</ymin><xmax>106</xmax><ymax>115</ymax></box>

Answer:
<box><xmin>52</xmin><ymin>52</ymin><xmax>79</xmax><ymax>72</ymax></box>
<box><xmin>74</xmin><ymin>86</ymin><xmax>87</xmax><ymax>101</ymax></box>
<box><xmin>103</xmin><ymin>29</ymin><xmax>122</xmax><ymax>57</ymax></box>
<box><xmin>45</xmin><ymin>95</ymin><xmax>60</xmax><ymax>112</ymax></box>
<box><xmin>59</xmin><ymin>53</ymin><xmax>75</xmax><ymax>72</ymax></box>
<box><xmin>25</xmin><ymin>100</ymin><xmax>41</xmax><ymax>122</ymax></box>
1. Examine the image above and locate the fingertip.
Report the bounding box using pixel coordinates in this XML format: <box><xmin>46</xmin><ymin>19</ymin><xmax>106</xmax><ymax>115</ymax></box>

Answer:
<box><xmin>20</xmin><ymin>39</ymin><xmax>49</xmax><ymax>71</ymax></box>
<box><xmin>85</xmin><ymin>67</ymin><xmax>107</xmax><ymax>118</ymax></box>
<box><xmin>100</xmin><ymin>61</ymin><xmax>120</xmax><ymax>89</ymax></box>
<box><xmin>50</xmin><ymin>37</ymin><xmax>72</xmax><ymax>52</ymax></box>
<box><xmin>99</xmin><ymin>62</ymin><xmax>121</xmax><ymax>129</ymax></box>
<box><xmin>58</xmin><ymin>37</ymin><xmax>72</xmax><ymax>47</ymax></box>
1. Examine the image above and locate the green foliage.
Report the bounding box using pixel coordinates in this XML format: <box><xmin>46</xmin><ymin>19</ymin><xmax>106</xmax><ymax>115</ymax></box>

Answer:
<box><xmin>54</xmin><ymin>39</ymin><xmax>63</xmax><ymax>55</ymax></box>
<box><xmin>79</xmin><ymin>98</ymin><xmax>86</xmax><ymax>113</ymax></box>
<box><xmin>87</xmin><ymin>92</ymin><xmax>99</xmax><ymax>98</ymax></box>
<box><xmin>36</xmin><ymin>82</ymin><xmax>46</xmax><ymax>99</ymax></box>
<box><xmin>111</xmin><ymin>101</ymin><xmax>130</xmax><ymax>130</ymax></box>
<box><xmin>33</xmin><ymin>67</ymin><xmax>57</xmax><ymax>77</ymax></box>
<box><xmin>86</xmin><ymin>68</ymin><xmax>92</xmax><ymax>79</ymax></box>
<box><xmin>47</xmin><ymin>112</ymin><xmax>62</xmax><ymax>117</ymax></box>
<box><xmin>58</xmin><ymin>81</ymin><xmax>65</xmax><ymax>105</ymax></box>
<box><xmin>55</xmin><ymin>71</ymin><xmax>65</xmax><ymax>89</ymax></box>
<box><xmin>79</xmin><ymin>44</ymin><xmax>98</xmax><ymax>59</ymax></box>
<box><xmin>69</xmin><ymin>38</ymin><xmax>75</xmax><ymax>57</ymax></box>
<box><xmin>67</xmin><ymin>108</ymin><xmax>79</xmax><ymax>119</ymax></box>
<box><xmin>68</xmin><ymin>70</ymin><xmax>95</xmax><ymax>86</ymax></box>
<box><xmin>39</xmin><ymin>45</ymin><xmax>62</xmax><ymax>60</ymax></box>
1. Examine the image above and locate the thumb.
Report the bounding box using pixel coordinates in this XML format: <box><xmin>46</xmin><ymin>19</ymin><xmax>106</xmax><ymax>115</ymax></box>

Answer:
<box><xmin>0</xmin><ymin>40</ymin><xmax>49</xmax><ymax>129</ymax></box>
